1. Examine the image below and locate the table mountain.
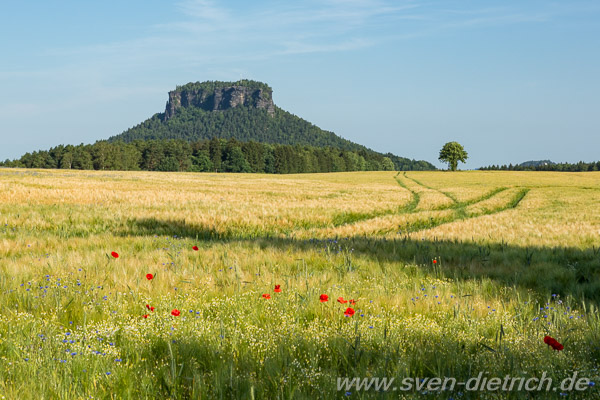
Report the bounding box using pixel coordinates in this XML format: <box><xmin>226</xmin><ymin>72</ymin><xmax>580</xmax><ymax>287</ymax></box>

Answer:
<box><xmin>108</xmin><ymin>80</ymin><xmax>434</xmax><ymax>170</ymax></box>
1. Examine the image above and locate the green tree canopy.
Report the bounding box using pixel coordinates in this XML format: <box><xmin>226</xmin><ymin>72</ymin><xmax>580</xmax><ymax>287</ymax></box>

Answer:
<box><xmin>439</xmin><ymin>141</ymin><xmax>468</xmax><ymax>171</ymax></box>
<box><xmin>1</xmin><ymin>138</ymin><xmax>440</xmax><ymax>173</ymax></box>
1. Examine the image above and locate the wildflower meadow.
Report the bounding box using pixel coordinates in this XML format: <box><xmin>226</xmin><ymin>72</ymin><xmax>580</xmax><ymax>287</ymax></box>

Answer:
<box><xmin>0</xmin><ymin>169</ymin><xmax>599</xmax><ymax>399</ymax></box>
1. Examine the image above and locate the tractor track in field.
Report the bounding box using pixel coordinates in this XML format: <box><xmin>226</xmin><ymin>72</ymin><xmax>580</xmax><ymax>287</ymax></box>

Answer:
<box><xmin>290</xmin><ymin>173</ymin><xmax>529</xmax><ymax>236</ymax></box>
<box><xmin>384</xmin><ymin>173</ymin><xmax>530</xmax><ymax>235</ymax></box>
<box><xmin>401</xmin><ymin>172</ymin><xmax>459</xmax><ymax>206</ymax></box>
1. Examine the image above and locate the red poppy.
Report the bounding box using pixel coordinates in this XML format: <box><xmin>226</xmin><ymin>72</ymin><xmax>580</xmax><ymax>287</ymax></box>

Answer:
<box><xmin>146</xmin><ymin>273</ymin><xmax>154</xmax><ymax>280</ymax></box>
<box><xmin>554</xmin><ymin>342</ymin><xmax>564</xmax><ymax>351</ymax></box>
<box><xmin>344</xmin><ymin>307</ymin><xmax>355</xmax><ymax>317</ymax></box>
<box><xmin>111</xmin><ymin>251</ymin><xmax>119</xmax><ymax>258</ymax></box>
<box><xmin>274</xmin><ymin>285</ymin><xmax>282</xmax><ymax>293</ymax></box>
<box><xmin>143</xmin><ymin>314</ymin><xmax>149</xmax><ymax>319</ymax></box>
<box><xmin>543</xmin><ymin>336</ymin><xmax>555</xmax><ymax>345</ymax></box>
<box><xmin>262</xmin><ymin>293</ymin><xmax>271</xmax><ymax>299</ymax></box>
<box><xmin>146</xmin><ymin>304</ymin><xmax>150</xmax><ymax>310</ymax></box>
<box><xmin>320</xmin><ymin>294</ymin><xmax>329</xmax><ymax>302</ymax></box>
<box><xmin>192</xmin><ymin>246</ymin><xmax>199</xmax><ymax>251</ymax></box>
<box><xmin>171</xmin><ymin>309</ymin><xmax>180</xmax><ymax>317</ymax></box>
<box><xmin>433</xmin><ymin>259</ymin><xmax>437</xmax><ymax>264</ymax></box>
<box><xmin>543</xmin><ymin>336</ymin><xmax>564</xmax><ymax>351</ymax></box>
<box><xmin>150</xmin><ymin>306</ymin><xmax>155</xmax><ymax>312</ymax></box>
<box><xmin>337</xmin><ymin>297</ymin><xmax>348</xmax><ymax>304</ymax></box>
<box><xmin>349</xmin><ymin>299</ymin><xmax>357</xmax><ymax>305</ymax></box>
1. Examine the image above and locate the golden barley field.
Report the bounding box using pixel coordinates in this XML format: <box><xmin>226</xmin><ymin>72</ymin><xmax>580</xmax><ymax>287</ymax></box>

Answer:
<box><xmin>0</xmin><ymin>168</ymin><xmax>599</xmax><ymax>399</ymax></box>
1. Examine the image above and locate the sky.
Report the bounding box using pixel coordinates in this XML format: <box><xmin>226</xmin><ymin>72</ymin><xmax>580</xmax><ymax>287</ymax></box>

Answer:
<box><xmin>1</xmin><ymin>0</ymin><xmax>599</xmax><ymax>169</ymax></box>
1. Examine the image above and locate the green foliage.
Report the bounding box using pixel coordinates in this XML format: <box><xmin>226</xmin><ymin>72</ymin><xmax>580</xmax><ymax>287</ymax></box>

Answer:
<box><xmin>439</xmin><ymin>141</ymin><xmax>468</xmax><ymax>171</ymax></box>
<box><xmin>381</xmin><ymin>157</ymin><xmax>395</xmax><ymax>171</ymax></box>
<box><xmin>481</xmin><ymin>160</ymin><xmax>600</xmax><ymax>172</ymax></box>
<box><xmin>208</xmin><ymin>137</ymin><xmax>222</xmax><ymax>172</ymax></box>
<box><xmin>175</xmin><ymin>79</ymin><xmax>272</xmax><ymax>94</ymax></box>
<box><xmin>157</xmin><ymin>157</ymin><xmax>181</xmax><ymax>172</ymax></box>
<box><xmin>190</xmin><ymin>153</ymin><xmax>213</xmax><ymax>172</ymax></box>
<box><xmin>222</xmin><ymin>139</ymin><xmax>251</xmax><ymax>173</ymax></box>
<box><xmin>3</xmin><ymin>139</ymin><xmax>437</xmax><ymax>173</ymax></box>
<box><xmin>110</xmin><ymin>105</ymin><xmax>370</xmax><ymax>152</ymax></box>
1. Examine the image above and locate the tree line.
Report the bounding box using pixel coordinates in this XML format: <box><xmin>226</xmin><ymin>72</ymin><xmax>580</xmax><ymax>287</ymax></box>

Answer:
<box><xmin>1</xmin><ymin>138</ymin><xmax>434</xmax><ymax>173</ymax></box>
<box><xmin>174</xmin><ymin>79</ymin><xmax>271</xmax><ymax>93</ymax></box>
<box><xmin>480</xmin><ymin>161</ymin><xmax>600</xmax><ymax>172</ymax></box>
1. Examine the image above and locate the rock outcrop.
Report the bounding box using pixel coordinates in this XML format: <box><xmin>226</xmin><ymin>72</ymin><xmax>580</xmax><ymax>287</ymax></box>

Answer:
<box><xmin>164</xmin><ymin>81</ymin><xmax>275</xmax><ymax>120</ymax></box>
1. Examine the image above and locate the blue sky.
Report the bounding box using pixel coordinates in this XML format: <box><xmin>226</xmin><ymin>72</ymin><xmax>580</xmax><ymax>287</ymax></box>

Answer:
<box><xmin>1</xmin><ymin>0</ymin><xmax>598</xmax><ymax>169</ymax></box>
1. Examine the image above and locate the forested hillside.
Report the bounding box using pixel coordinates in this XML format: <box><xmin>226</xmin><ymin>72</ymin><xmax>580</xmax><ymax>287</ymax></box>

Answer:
<box><xmin>110</xmin><ymin>105</ymin><xmax>367</xmax><ymax>151</ymax></box>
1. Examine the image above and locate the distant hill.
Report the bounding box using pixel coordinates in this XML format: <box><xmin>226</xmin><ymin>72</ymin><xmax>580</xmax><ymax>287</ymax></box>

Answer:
<box><xmin>518</xmin><ymin>160</ymin><xmax>555</xmax><ymax>168</ymax></box>
<box><xmin>480</xmin><ymin>159</ymin><xmax>599</xmax><ymax>172</ymax></box>
<box><xmin>108</xmin><ymin>80</ymin><xmax>435</xmax><ymax>171</ymax></box>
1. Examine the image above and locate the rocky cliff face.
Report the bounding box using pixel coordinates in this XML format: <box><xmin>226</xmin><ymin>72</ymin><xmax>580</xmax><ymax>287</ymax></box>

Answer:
<box><xmin>164</xmin><ymin>84</ymin><xmax>275</xmax><ymax>120</ymax></box>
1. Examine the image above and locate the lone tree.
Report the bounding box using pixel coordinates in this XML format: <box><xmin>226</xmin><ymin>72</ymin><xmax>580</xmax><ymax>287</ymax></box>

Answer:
<box><xmin>439</xmin><ymin>141</ymin><xmax>468</xmax><ymax>171</ymax></box>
